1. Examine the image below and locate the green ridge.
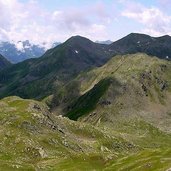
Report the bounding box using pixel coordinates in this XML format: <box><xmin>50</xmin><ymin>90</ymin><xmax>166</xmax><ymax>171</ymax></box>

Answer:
<box><xmin>66</xmin><ymin>78</ymin><xmax>112</xmax><ymax>120</ymax></box>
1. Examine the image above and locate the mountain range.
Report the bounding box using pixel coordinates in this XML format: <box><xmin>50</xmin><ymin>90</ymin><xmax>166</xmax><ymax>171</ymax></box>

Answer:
<box><xmin>0</xmin><ymin>33</ymin><xmax>171</xmax><ymax>170</ymax></box>
<box><xmin>1</xmin><ymin>33</ymin><xmax>171</xmax><ymax>99</ymax></box>
<box><xmin>0</xmin><ymin>35</ymin><xmax>113</xmax><ymax>99</ymax></box>
<box><xmin>0</xmin><ymin>40</ymin><xmax>61</xmax><ymax>63</ymax></box>
<box><xmin>1</xmin><ymin>33</ymin><xmax>171</xmax><ymax>64</ymax></box>
<box><xmin>109</xmin><ymin>33</ymin><xmax>171</xmax><ymax>59</ymax></box>
<box><xmin>0</xmin><ymin>53</ymin><xmax>171</xmax><ymax>170</ymax></box>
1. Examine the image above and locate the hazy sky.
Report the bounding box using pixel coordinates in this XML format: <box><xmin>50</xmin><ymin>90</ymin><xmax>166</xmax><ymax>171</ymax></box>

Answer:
<box><xmin>0</xmin><ymin>0</ymin><xmax>171</xmax><ymax>47</ymax></box>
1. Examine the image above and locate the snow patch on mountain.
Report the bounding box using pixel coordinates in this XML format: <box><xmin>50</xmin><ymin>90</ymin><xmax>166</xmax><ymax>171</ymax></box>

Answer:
<box><xmin>0</xmin><ymin>40</ymin><xmax>61</xmax><ymax>63</ymax></box>
<box><xmin>75</xmin><ymin>50</ymin><xmax>79</xmax><ymax>54</ymax></box>
<box><xmin>15</xmin><ymin>42</ymin><xmax>25</xmax><ymax>52</ymax></box>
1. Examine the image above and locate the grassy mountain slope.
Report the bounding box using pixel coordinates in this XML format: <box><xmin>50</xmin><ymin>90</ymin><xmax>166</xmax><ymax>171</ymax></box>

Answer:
<box><xmin>1</xmin><ymin>95</ymin><xmax>171</xmax><ymax>170</ymax></box>
<box><xmin>0</xmin><ymin>54</ymin><xmax>11</xmax><ymax>70</ymax></box>
<box><xmin>110</xmin><ymin>33</ymin><xmax>171</xmax><ymax>59</ymax></box>
<box><xmin>0</xmin><ymin>36</ymin><xmax>112</xmax><ymax>99</ymax></box>
<box><xmin>59</xmin><ymin>54</ymin><xmax>171</xmax><ymax>129</ymax></box>
<box><xmin>1</xmin><ymin>53</ymin><xmax>171</xmax><ymax>170</ymax></box>
<box><xmin>51</xmin><ymin>52</ymin><xmax>171</xmax><ymax>126</ymax></box>
<box><xmin>47</xmin><ymin>53</ymin><xmax>171</xmax><ymax>170</ymax></box>
<box><xmin>0</xmin><ymin>96</ymin><xmax>138</xmax><ymax>170</ymax></box>
<box><xmin>1</xmin><ymin>33</ymin><xmax>171</xmax><ymax>100</ymax></box>
<box><xmin>51</xmin><ymin>53</ymin><xmax>171</xmax><ymax>146</ymax></box>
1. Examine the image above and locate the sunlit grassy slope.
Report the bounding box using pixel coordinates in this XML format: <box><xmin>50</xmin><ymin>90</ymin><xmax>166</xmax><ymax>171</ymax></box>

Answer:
<box><xmin>1</xmin><ymin>96</ymin><xmax>171</xmax><ymax>170</ymax></box>
<box><xmin>1</xmin><ymin>53</ymin><xmax>171</xmax><ymax>170</ymax></box>
<box><xmin>45</xmin><ymin>53</ymin><xmax>171</xmax><ymax>170</ymax></box>
<box><xmin>58</xmin><ymin>54</ymin><xmax>171</xmax><ymax>133</ymax></box>
<box><xmin>0</xmin><ymin>96</ymin><xmax>139</xmax><ymax>170</ymax></box>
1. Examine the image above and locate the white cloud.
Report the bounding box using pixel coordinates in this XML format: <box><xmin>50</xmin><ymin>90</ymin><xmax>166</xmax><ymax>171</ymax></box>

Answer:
<box><xmin>0</xmin><ymin>0</ymin><xmax>111</xmax><ymax>48</ymax></box>
<box><xmin>121</xmin><ymin>0</ymin><xmax>171</xmax><ymax>36</ymax></box>
<box><xmin>15</xmin><ymin>41</ymin><xmax>24</xmax><ymax>52</ymax></box>
<box><xmin>158</xmin><ymin>0</ymin><xmax>171</xmax><ymax>9</ymax></box>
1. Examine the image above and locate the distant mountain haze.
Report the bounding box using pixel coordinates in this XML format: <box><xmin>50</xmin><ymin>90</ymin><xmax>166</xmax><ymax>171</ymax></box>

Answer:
<box><xmin>0</xmin><ymin>40</ymin><xmax>61</xmax><ymax>63</ymax></box>
<box><xmin>1</xmin><ymin>33</ymin><xmax>171</xmax><ymax>64</ymax></box>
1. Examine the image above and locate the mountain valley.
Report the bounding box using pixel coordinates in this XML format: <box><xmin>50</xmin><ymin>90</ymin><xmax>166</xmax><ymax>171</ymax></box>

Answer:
<box><xmin>0</xmin><ymin>34</ymin><xmax>171</xmax><ymax>171</ymax></box>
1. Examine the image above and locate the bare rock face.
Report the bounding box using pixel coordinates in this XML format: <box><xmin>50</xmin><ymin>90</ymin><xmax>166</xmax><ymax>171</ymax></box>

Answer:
<box><xmin>166</xmin><ymin>168</ymin><xmax>171</xmax><ymax>171</ymax></box>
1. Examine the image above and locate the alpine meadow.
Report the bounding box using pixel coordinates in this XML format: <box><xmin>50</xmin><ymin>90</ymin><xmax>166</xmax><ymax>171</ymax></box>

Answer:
<box><xmin>0</xmin><ymin>0</ymin><xmax>171</xmax><ymax>171</ymax></box>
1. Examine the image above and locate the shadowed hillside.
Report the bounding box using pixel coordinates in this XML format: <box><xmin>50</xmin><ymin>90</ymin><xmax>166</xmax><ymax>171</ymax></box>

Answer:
<box><xmin>0</xmin><ymin>36</ymin><xmax>112</xmax><ymax>99</ymax></box>
<box><xmin>1</xmin><ymin>33</ymin><xmax>171</xmax><ymax>100</ymax></box>
<box><xmin>0</xmin><ymin>54</ymin><xmax>11</xmax><ymax>70</ymax></box>
<box><xmin>109</xmin><ymin>33</ymin><xmax>171</xmax><ymax>60</ymax></box>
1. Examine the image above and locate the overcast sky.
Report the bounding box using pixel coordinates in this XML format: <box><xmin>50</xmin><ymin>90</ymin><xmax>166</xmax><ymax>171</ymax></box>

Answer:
<box><xmin>0</xmin><ymin>0</ymin><xmax>171</xmax><ymax>47</ymax></box>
